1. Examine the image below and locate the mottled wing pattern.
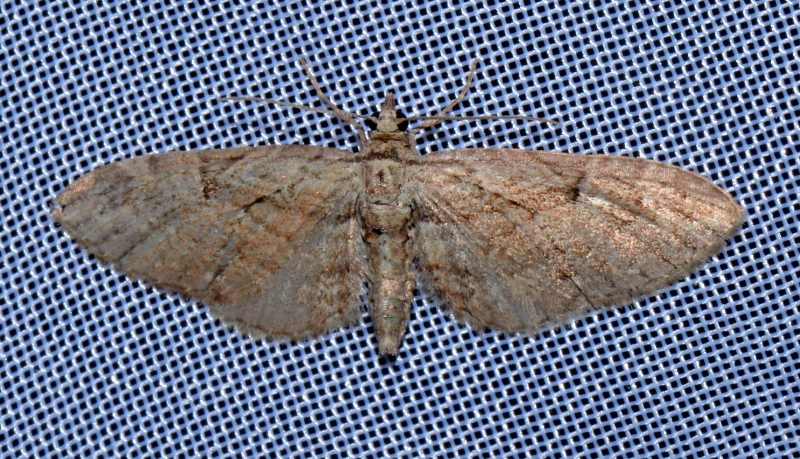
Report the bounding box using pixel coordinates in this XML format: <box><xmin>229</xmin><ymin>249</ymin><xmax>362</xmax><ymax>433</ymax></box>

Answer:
<box><xmin>53</xmin><ymin>146</ymin><xmax>368</xmax><ymax>340</ymax></box>
<box><xmin>407</xmin><ymin>149</ymin><xmax>744</xmax><ymax>334</ymax></box>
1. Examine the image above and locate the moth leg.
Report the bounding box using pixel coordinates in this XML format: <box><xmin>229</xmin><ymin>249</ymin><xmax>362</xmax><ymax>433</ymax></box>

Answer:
<box><xmin>300</xmin><ymin>57</ymin><xmax>369</xmax><ymax>148</ymax></box>
<box><xmin>409</xmin><ymin>59</ymin><xmax>478</xmax><ymax>135</ymax></box>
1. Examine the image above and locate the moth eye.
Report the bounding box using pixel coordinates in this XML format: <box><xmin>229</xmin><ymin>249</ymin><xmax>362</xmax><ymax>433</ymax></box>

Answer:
<box><xmin>365</xmin><ymin>112</ymin><xmax>379</xmax><ymax>130</ymax></box>
<box><xmin>395</xmin><ymin>109</ymin><xmax>408</xmax><ymax>132</ymax></box>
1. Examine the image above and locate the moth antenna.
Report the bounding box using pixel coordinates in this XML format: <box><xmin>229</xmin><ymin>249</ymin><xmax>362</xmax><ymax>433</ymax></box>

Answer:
<box><xmin>222</xmin><ymin>96</ymin><xmax>346</xmax><ymax>118</ymax></box>
<box><xmin>407</xmin><ymin>114</ymin><xmax>561</xmax><ymax>127</ymax></box>
<box><xmin>222</xmin><ymin>96</ymin><xmax>378</xmax><ymax>123</ymax></box>
<box><xmin>407</xmin><ymin>59</ymin><xmax>561</xmax><ymax>133</ymax></box>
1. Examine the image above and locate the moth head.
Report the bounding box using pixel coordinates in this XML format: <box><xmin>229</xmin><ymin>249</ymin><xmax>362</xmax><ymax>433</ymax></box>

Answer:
<box><xmin>365</xmin><ymin>91</ymin><xmax>409</xmax><ymax>133</ymax></box>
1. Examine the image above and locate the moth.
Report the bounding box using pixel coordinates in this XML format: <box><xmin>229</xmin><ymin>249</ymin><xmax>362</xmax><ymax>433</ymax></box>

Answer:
<box><xmin>52</xmin><ymin>59</ymin><xmax>744</xmax><ymax>355</ymax></box>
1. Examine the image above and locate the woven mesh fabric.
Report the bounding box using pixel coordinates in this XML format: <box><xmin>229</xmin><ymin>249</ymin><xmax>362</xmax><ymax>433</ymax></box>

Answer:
<box><xmin>2</xmin><ymin>0</ymin><xmax>798</xmax><ymax>457</ymax></box>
